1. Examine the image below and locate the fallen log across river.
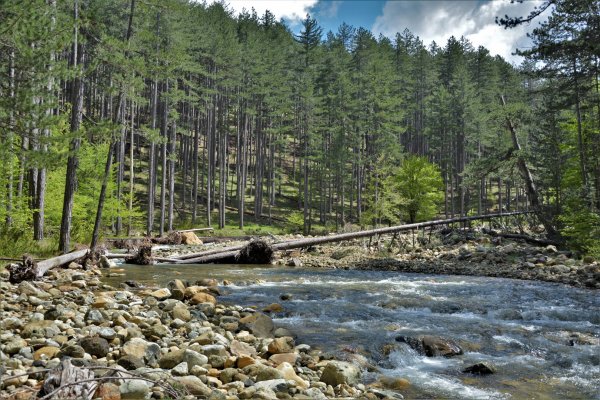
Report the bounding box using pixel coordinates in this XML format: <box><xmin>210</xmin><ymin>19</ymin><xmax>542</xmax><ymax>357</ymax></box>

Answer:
<box><xmin>175</xmin><ymin>211</ymin><xmax>532</xmax><ymax>265</ymax></box>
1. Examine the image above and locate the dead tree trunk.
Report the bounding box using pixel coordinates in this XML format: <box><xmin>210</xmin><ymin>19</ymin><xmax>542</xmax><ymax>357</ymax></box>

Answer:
<box><xmin>177</xmin><ymin>212</ymin><xmax>529</xmax><ymax>264</ymax></box>
<box><xmin>7</xmin><ymin>249</ymin><xmax>89</xmax><ymax>283</ymax></box>
<box><xmin>501</xmin><ymin>95</ymin><xmax>557</xmax><ymax>237</ymax></box>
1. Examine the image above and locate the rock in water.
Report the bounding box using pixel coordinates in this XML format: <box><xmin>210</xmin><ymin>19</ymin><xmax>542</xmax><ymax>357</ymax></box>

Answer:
<box><xmin>463</xmin><ymin>363</ymin><xmax>495</xmax><ymax>375</ymax></box>
<box><xmin>320</xmin><ymin>361</ymin><xmax>361</xmax><ymax>386</ymax></box>
<box><xmin>396</xmin><ymin>335</ymin><xmax>463</xmax><ymax>357</ymax></box>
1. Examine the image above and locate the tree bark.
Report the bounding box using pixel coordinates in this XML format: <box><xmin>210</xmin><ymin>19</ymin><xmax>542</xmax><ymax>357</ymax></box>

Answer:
<box><xmin>59</xmin><ymin>0</ymin><xmax>85</xmax><ymax>253</ymax></box>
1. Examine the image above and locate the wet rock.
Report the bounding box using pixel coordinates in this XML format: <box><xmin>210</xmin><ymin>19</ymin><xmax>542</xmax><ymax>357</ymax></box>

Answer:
<box><xmin>239</xmin><ymin>312</ymin><xmax>274</xmax><ymax>338</ymax></box>
<box><xmin>378</xmin><ymin>376</ymin><xmax>410</xmax><ymax>390</ymax></box>
<box><xmin>320</xmin><ymin>361</ymin><xmax>360</xmax><ymax>386</ymax></box>
<box><xmin>395</xmin><ymin>335</ymin><xmax>463</xmax><ymax>357</ymax></box>
<box><xmin>195</xmin><ymin>278</ymin><xmax>219</xmax><ymax>287</ymax></box>
<box><xmin>263</xmin><ymin>303</ymin><xmax>283</xmax><ymax>313</ymax></box>
<box><xmin>463</xmin><ymin>362</ymin><xmax>495</xmax><ymax>375</ymax></box>
<box><xmin>273</xmin><ymin>327</ymin><xmax>294</xmax><ymax>338</ymax></box>
<box><xmin>81</xmin><ymin>336</ymin><xmax>110</xmax><ymax>357</ymax></box>
<box><xmin>279</xmin><ymin>293</ymin><xmax>292</xmax><ymax>301</ymax></box>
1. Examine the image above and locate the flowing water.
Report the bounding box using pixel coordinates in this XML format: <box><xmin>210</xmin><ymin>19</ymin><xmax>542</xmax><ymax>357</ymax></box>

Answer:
<box><xmin>104</xmin><ymin>265</ymin><xmax>600</xmax><ymax>399</ymax></box>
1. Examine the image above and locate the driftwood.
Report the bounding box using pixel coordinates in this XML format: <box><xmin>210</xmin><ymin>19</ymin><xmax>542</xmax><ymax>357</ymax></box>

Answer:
<box><xmin>7</xmin><ymin>249</ymin><xmax>89</xmax><ymax>284</ymax></box>
<box><xmin>38</xmin><ymin>358</ymin><xmax>97</xmax><ymax>400</ymax></box>
<box><xmin>481</xmin><ymin>228</ymin><xmax>560</xmax><ymax>247</ymax></box>
<box><xmin>124</xmin><ymin>244</ymin><xmax>153</xmax><ymax>265</ymax></box>
<box><xmin>178</xmin><ymin>212</ymin><xmax>529</xmax><ymax>265</ymax></box>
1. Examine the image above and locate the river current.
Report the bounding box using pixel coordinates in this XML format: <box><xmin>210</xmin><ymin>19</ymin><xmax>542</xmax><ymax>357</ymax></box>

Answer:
<box><xmin>105</xmin><ymin>265</ymin><xmax>600</xmax><ymax>399</ymax></box>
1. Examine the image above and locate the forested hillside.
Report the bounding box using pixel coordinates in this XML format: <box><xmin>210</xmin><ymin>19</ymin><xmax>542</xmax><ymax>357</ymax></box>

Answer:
<box><xmin>0</xmin><ymin>0</ymin><xmax>598</xmax><ymax>255</ymax></box>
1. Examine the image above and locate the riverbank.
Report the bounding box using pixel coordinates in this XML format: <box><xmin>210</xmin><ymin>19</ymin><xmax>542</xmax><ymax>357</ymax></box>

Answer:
<box><xmin>0</xmin><ymin>262</ymin><xmax>401</xmax><ymax>400</ymax></box>
<box><xmin>278</xmin><ymin>230</ymin><xmax>600</xmax><ymax>290</ymax></box>
<box><xmin>149</xmin><ymin>228</ymin><xmax>599</xmax><ymax>290</ymax></box>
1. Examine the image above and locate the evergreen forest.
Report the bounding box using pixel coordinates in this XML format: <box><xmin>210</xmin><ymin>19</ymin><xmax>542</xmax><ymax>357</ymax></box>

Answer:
<box><xmin>1</xmin><ymin>0</ymin><xmax>599</xmax><ymax>256</ymax></box>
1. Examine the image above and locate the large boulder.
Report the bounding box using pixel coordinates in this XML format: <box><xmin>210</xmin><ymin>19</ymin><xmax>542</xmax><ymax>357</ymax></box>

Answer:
<box><xmin>239</xmin><ymin>312</ymin><xmax>274</xmax><ymax>338</ymax></box>
<box><xmin>320</xmin><ymin>361</ymin><xmax>361</xmax><ymax>386</ymax></box>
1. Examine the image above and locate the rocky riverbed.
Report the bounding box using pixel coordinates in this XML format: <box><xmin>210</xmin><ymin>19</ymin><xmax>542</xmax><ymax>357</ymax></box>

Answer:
<box><xmin>0</xmin><ymin>261</ymin><xmax>401</xmax><ymax>400</ymax></box>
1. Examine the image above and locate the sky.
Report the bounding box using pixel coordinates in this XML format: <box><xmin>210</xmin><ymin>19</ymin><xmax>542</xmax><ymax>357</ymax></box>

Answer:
<box><xmin>208</xmin><ymin>0</ymin><xmax>549</xmax><ymax>64</ymax></box>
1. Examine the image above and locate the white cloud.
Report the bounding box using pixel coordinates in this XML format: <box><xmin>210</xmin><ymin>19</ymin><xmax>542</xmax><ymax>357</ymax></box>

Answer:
<box><xmin>319</xmin><ymin>1</ymin><xmax>342</xmax><ymax>18</ymax></box>
<box><xmin>372</xmin><ymin>0</ymin><xmax>545</xmax><ymax>63</ymax></box>
<box><xmin>206</xmin><ymin>0</ymin><xmax>318</xmax><ymax>22</ymax></box>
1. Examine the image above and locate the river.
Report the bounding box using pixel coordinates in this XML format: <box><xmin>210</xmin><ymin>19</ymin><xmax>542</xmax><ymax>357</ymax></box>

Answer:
<box><xmin>104</xmin><ymin>264</ymin><xmax>600</xmax><ymax>399</ymax></box>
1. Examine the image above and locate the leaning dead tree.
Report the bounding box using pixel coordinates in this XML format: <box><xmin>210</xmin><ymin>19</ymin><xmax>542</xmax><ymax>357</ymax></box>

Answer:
<box><xmin>501</xmin><ymin>95</ymin><xmax>557</xmax><ymax>237</ymax></box>
<box><xmin>176</xmin><ymin>212</ymin><xmax>531</xmax><ymax>265</ymax></box>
